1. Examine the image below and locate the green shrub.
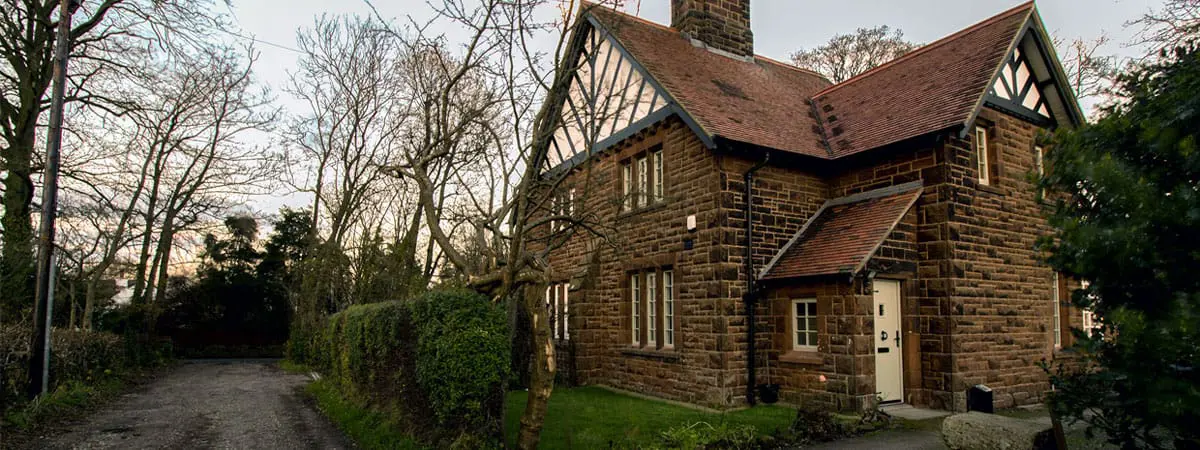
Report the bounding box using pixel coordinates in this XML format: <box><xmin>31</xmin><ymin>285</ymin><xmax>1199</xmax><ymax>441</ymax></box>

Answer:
<box><xmin>303</xmin><ymin>289</ymin><xmax>509</xmax><ymax>447</ymax></box>
<box><xmin>411</xmin><ymin>289</ymin><xmax>510</xmax><ymax>433</ymax></box>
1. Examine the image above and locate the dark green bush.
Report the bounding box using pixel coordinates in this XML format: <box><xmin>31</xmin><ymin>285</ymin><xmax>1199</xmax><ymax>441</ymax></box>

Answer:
<box><xmin>411</xmin><ymin>289</ymin><xmax>510</xmax><ymax>433</ymax></box>
<box><xmin>303</xmin><ymin>289</ymin><xmax>509</xmax><ymax>446</ymax></box>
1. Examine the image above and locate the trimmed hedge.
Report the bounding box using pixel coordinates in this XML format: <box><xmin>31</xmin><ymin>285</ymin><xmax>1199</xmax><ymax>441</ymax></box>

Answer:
<box><xmin>1</xmin><ymin>324</ymin><xmax>170</xmax><ymax>412</ymax></box>
<box><xmin>301</xmin><ymin>289</ymin><xmax>510</xmax><ymax>447</ymax></box>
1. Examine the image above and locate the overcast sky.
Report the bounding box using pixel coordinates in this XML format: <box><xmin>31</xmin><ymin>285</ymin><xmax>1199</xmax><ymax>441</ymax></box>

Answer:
<box><xmin>228</xmin><ymin>0</ymin><xmax>1155</xmax><ymax>88</ymax></box>
<box><xmin>223</xmin><ymin>0</ymin><xmax>1159</xmax><ymax>213</ymax></box>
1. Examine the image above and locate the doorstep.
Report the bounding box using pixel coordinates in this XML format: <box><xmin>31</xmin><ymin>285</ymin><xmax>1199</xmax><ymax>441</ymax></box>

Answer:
<box><xmin>881</xmin><ymin>404</ymin><xmax>952</xmax><ymax>421</ymax></box>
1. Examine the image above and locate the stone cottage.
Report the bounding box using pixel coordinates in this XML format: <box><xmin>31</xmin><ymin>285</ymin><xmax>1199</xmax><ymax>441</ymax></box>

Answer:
<box><xmin>538</xmin><ymin>0</ymin><xmax>1093</xmax><ymax>412</ymax></box>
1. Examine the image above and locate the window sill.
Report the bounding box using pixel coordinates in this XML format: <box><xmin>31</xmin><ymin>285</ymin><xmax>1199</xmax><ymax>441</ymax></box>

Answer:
<box><xmin>779</xmin><ymin>350</ymin><xmax>822</xmax><ymax>366</ymax></box>
<box><xmin>617</xmin><ymin>201</ymin><xmax>667</xmax><ymax>219</ymax></box>
<box><xmin>1052</xmin><ymin>347</ymin><xmax>1081</xmax><ymax>359</ymax></box>
<box><xmin>621</xmin><ymin>347</ymin><xmax>681</xmax><ymax>362</ymax></box>
<box><xmin>976</xmin><ymin>183</ymin><xmax>1006</xmax><ymax>195</ymax></box>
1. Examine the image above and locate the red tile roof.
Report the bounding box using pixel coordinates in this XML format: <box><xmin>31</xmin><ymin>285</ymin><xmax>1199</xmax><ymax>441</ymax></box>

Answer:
<box><xmin>813</xmin><ymin>2</ymin><xmax>1034</xmax><ymax>157</ymax></box>
<box><xmin>588</xmin><ymin>6</ymin><xmax>835</xmax><ymax>158</ymax></box>
<box><xmin>760</xmin><ymin>183</ymin><xmax>922</xmax><ymax>280</ymax></box>
<box><xmin>584</xmin><ymin>2</ymin><xmax>1035</xmax><ymax>159</ymax></box>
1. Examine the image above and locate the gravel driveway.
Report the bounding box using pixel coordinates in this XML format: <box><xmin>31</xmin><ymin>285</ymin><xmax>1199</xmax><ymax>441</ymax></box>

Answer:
<box><xmin>23</xmin><ymin>359</ymin><xmax>351</xmax><ymax>450</ymax></box>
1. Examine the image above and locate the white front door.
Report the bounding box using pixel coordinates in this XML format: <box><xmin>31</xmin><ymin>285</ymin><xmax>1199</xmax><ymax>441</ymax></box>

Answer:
<box><xmin>873</xmin><ymin>279</ymin><xmax>904</xmax><ymax>403</ymax></box>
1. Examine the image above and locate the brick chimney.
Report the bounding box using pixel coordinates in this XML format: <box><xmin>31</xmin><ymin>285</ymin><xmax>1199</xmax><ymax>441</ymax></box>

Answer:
<box><xmin>670</xmin><ymin>0</ymin><xmax>753</xmax><ymax>58</ymax></box>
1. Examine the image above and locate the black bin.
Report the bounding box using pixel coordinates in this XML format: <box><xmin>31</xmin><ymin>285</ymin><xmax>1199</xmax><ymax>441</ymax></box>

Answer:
<box><xmin>967</xmin><ymin>384</ymin><xmax>994</xmax><ymax>413</ymax></box>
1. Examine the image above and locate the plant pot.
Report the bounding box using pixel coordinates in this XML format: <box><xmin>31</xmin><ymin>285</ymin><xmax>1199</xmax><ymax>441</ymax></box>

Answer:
<box><xmin>757</xmin><ymin>384</ymin><xmax>780</xmax><ymax>404</ymax></box>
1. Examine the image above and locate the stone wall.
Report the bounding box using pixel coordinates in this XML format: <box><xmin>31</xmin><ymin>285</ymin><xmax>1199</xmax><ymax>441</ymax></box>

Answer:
<box><xmin>543</xmin><ymin>106</ymin><xmax>1069</xmax><ymax>412</ymax></box>
<box><xmin>941</xmin><ymin>107</ymin><xmax>1059</xmax><ymax>410</ymax></box>
<box><xmin>546</xmin><ymin>116</ymin><xmax>742</xmax><ymax>407</ymax></box>
<box><xmin>760</xmin><ymin>279</ymin><xmax>874</xmax><ymax>410</ymax></box>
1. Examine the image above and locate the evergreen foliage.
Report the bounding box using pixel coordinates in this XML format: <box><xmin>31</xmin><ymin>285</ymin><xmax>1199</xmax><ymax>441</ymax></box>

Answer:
<box><xmin>305</xmin><ymin>289</ymin><xmax>510</xmax><ymax>447</ymax></box>
<box><xmin>1040</xmin><ymin>46</ymin><xmax>1200</xmax><ymax>448</ymax></box>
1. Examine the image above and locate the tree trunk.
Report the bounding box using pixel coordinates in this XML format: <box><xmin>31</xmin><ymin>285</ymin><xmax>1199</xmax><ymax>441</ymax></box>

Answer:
<box><xmin>1</xmin><ymin>138</ymin><xmax>36</xmax><ymax>315</ymax></box>
<box><xmin>83</xmin><ymin>279</ymin><xmax>96</xmax><ymax>331</ymax></box>
<box><xmin>517</xmin><ymin>283</ymin><xmax>555</xmax><ymax>450</ymax></box>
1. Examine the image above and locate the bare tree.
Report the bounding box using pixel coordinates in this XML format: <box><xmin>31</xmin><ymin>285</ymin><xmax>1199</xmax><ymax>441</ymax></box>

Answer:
<box><xmin>0</xmin><ymin>0</ymin><xmax>228</xmax><ymax>316</ymax></box>
<box><xmin>117</xmin><ymin>46</ymin><xmax>277</xmax><ymax>308</ymax></box>
<box><xmin>372</xmin><ymin>1</ymin><xmax>632</xmax><ymax>447</ymax></box>
<box><xmin>1129</xmin><ymin>0</ymin><xmax>1199</xmax><ymax>57</ymax></box>
<box><xmin>1054</xmin><ymin>33</ymin><xmax>1119</xmax><ymax>111</ymax></box>
<box><xmin>790</xmin><ymin>25</ymin><xmax>919</xmax><ymax>83</ymax></box>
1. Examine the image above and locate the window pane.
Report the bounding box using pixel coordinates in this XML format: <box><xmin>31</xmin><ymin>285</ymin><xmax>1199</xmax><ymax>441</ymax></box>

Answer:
<box><xmin>637</xmin><ymin>157</ymin><xmax>648</xmax><ymax>207</ymax></box>
<box><xmin>631</xmin><ymin>276</ymin><xmax>640</xmax><ymax>344</ymax></box>
<box><xmin>806</xmin><ymin>317</ymin><xmax>817</xmax><ymax>332</ymax></box>
<box><xmin>653</xmin><ymin>151</ymin><xmax>663</xmax><ymax>201</ymax></box>
<box><xmin>647</xmin><ymin>273</ymin><xmax>657</xmax><ymax>344</ymax></box>
<box><xmin>976</xmin><ymin>127</ymin><xmax>990</xmax><ymax>185</ymax></box>
<box><xmin>806</xmin><ymin>302</ymin><xmax>816</xmax><ymax>317</ymax></box>
<box><xmin>622</xmin><ymin>164</ymin><xmax>632</xmax><ymax>210</ymax></box>
<box><xmin>807</xmin><ymin>332</ymin><xmax>818</xmax><ymax>346</ymax></box>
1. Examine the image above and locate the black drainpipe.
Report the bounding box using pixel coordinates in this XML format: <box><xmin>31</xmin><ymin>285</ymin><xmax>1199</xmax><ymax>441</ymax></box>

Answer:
<box><xmin>743</xmin><ymin>150</ymin><xmax>770</xmax><ymax>406</ymax></box>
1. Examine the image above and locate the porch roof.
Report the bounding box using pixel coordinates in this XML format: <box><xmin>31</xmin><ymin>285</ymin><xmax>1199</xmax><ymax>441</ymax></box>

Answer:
<box><xmin>760</xmin><ymin>182</ymin><xmax>923</xmax><ymax>280</ymax></box>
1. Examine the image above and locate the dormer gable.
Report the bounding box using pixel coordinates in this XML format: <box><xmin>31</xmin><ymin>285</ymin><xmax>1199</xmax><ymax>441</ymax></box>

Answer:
<box><xmin>979</xmin><ymin>10</ymin><xmax>1084</xmax><ymax>129</ymax></box>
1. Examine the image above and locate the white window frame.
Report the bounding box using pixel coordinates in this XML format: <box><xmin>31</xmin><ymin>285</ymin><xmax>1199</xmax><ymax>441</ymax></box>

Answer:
<box><xmin>631</xmin><ymin>275</ymin><xmax>640</xmax><ymax>346</ymax></box>
<box><xmin>562</xmin><ymin>284</ymin><xmax>570</xmax><ymax>341</ymax></box>
<box><xmin>652</xmin><ymin>150</ymin><xmax>664</xmax><ymax>202</ymax></box>
<box><xmin>1034</xmin><ymin>146</ymin><xmax>1045</xmax><ymax>177</ymax></box>
<box><xmin>1080</xmin><ymin>280</ymin><xmax>1101</xmax><ymax>338</ymax></box>
<box><xmin>547</xmin><ymin>285</ymin><xmax>559</xmax><ymax>340</ymax></box>
<box><xmin>976</xmin><ymin>126</ymin><xmax>991</xmax><ymax>186</ymax></box>
<box><xmin>647</xmin><ymin>272</ymin><xmax>657</xmax><ymax>346</ymax></box>
<box><xmin>636</xmin><ymin>156</ymin><xmax>648</xmax><ymax>207</ymax></box>
<box><xmin>663</xmin><ymin>270</ymin><xmax>674</xmax><ymax>348</ymax></box>
<box><xmin>791</xmin><ymin>298</ymin><xmax>818</xmax><ymax>350</ymax></box>
<box><xmin>1052</xmin><ymin>272</ymin><xmax>1061</xmax><ymax>349</ymax></box>
<box><xmin>622</xmin><ymin>163</ymin><xmax>632</xmax><ymax>211</ymax></box>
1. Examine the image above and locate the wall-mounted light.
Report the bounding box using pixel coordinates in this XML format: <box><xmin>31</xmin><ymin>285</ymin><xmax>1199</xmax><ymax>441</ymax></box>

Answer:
<box><xmin>686</xmin><ymin>214</ymin><xmax>697</xmax><ymax>232</ymax></box>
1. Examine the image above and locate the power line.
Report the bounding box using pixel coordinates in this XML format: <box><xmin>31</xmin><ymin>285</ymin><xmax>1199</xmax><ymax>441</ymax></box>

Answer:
<box><xmin>221</xmin><ymin>4</ymin><xmax>302</xmax><ymax>54</ymax></box>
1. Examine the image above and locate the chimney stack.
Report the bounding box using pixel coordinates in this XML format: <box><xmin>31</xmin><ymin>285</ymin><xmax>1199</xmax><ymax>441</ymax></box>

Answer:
<box><xmin>670</xmin><ymin>0</ymin><xmax>753</xmax><ymax>58</ymax></box>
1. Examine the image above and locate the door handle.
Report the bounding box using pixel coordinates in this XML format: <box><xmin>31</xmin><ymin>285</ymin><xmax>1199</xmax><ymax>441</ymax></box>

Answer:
<box><xmin>895</xmin><ymin>330</ymin><xmax>901</xmax><ymax>347</ymax></box>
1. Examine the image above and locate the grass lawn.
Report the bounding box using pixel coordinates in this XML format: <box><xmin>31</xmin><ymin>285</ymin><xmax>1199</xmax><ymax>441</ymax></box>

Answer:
<box><xmin>304</xmin><ymin>379</ymin><xmax>424</xmax><ymax>450</ymax></box>
<box><xmin>504</xmin><ymin>387</ymin><xmax>795</xmax><ymax>449</ymax></box>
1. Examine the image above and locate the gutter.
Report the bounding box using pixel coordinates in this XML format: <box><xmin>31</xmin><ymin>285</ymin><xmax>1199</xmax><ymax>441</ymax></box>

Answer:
<box><xmin>742</xmin><ymin>149</ymin><xmax>770</xmax><ymax>406</ymax></box>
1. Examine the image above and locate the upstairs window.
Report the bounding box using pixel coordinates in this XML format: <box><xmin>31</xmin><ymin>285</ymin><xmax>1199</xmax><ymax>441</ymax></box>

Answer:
<box><xmin>619</xmin><ymin>146</ymin><xmax>665</xmax><ymax>212</ymax></box>
<box><xmin>653</xmin><ymin>151</ymin><xmax>664</xmax><ymax>201</ymax></box>
<box><xmin>975</xmin><ymin>126</ymin><xmax>996</xmax><ymax>186</ymax></box>
<box><xmin>622</xmin><ymin>164</ymin><xmax>633</xmax><ymax>211</ymax></box>
<box><xmin>636</xmin><ymin>156</ymin><xmax>648</xmax><ymax>207</ymax></box>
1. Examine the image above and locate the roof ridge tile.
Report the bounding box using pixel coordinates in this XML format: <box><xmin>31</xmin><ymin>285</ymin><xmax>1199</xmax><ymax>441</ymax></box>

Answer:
<box><xmin>813</xmin><ymin>1</ymin><xmax>1034</xmax><ymax>98</ymax></box>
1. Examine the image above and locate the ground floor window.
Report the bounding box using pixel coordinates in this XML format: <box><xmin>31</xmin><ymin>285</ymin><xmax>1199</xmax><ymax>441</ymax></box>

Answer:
<box><xmin>792</xmin><ymin>298</ymin><xmax>817</xmax><ymax>350</ymax></box>
<box><xmin>629</xmin><ymin>268</ymin><xmax>675</xmax><ymax>349</ymax></box>
<box><xmin>1053</xmin><ymin>272</ymin><xmax>1062</xmax><ymax>349</ymax></box>
<box><xmin>546</xmin><ymin>282</ymin><xmax>570</xmax><ymax>341</ymax></box>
